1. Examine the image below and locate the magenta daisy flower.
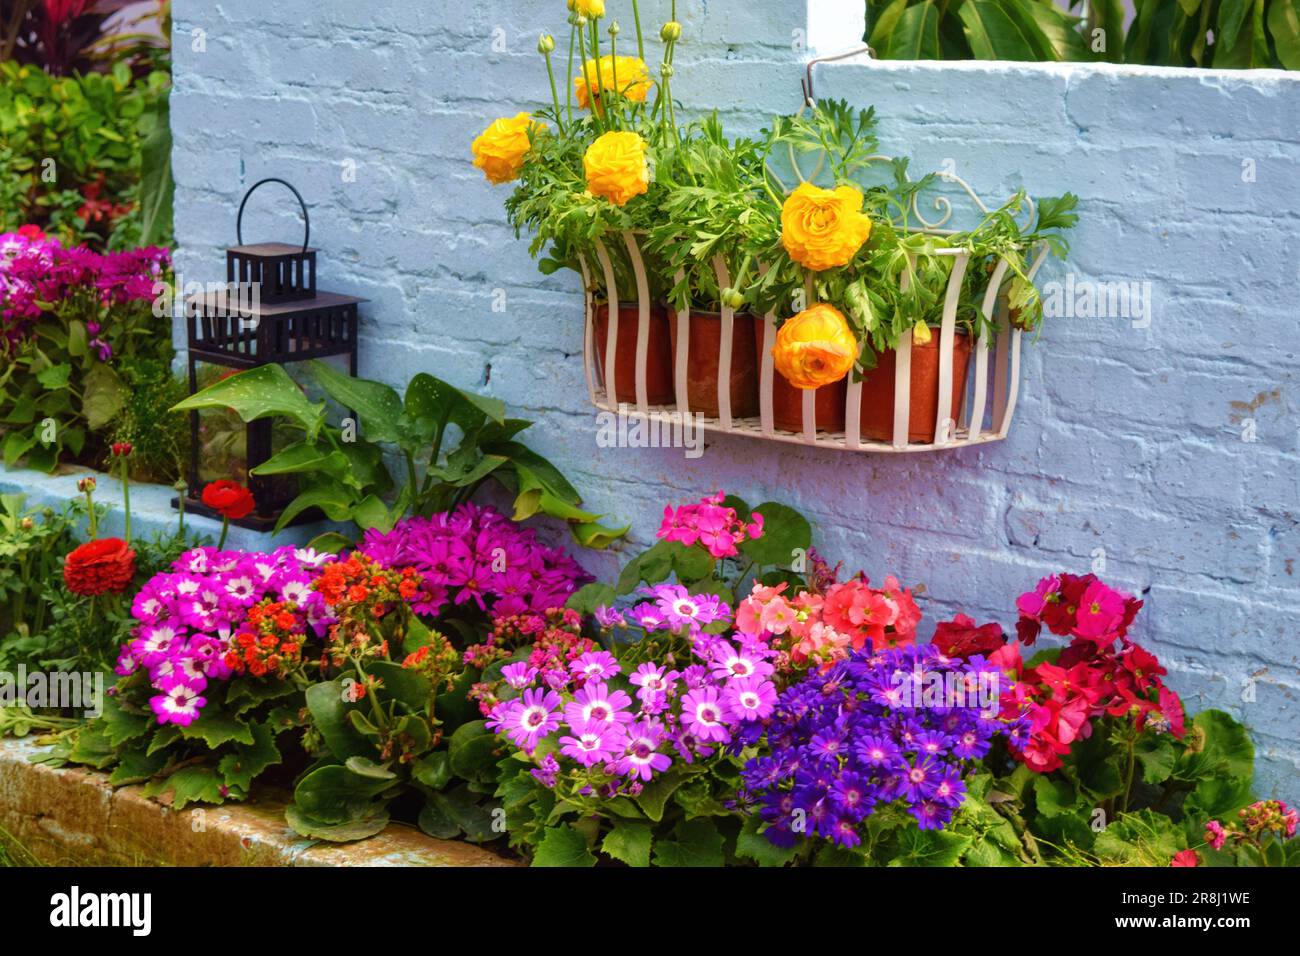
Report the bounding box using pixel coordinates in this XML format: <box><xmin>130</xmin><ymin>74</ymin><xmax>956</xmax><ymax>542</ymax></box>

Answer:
<box><xmin>617</xmin><ymin>720</ymin><xmax>671</xmax><ymax>781</ymax></box>
<box><xmin>681</xmin><ymin>685</ymin><xmax>732</xmax><ymax>743</ymax></box>
<box><xmin>559</xmin><ymin>721</ymin><xmax>627</xmax><ymax>767</ymax></box>
<box><xmin>570</xmin><ymin>650</ymin><xmax>621</xmax><ymax>681</ymax></box>
<box><xmin>723</xmin><ymin>675</ymin><xmax>777</xmax><ymax>721</ymax></box>
<box><xmin>563</xmin><ymin>681</ymin><xmax>634</xmax><ymax>729</ymax></box>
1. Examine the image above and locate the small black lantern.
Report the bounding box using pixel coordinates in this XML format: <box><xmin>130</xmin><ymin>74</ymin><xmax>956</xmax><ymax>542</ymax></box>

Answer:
<box><xmin>178</xmin><ymin>178</ymin><xmax>364</xmax><ymax>530</ymax></box>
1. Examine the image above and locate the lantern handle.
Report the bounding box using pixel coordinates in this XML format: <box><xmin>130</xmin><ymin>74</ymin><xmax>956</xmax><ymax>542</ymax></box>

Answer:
<box><xmin>236</xmin><ymin>177</ymin><xmax>310</xmax><ymax>252</ymax></box>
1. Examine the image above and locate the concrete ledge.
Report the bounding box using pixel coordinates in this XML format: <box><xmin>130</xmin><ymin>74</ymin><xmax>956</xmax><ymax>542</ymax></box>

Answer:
<box><xmin>0</xmin><ymin>737</ymin><xmax>517</xmax><ymax>867</ymax></box>
<box><xmin>0</xmin><ymin>464</ymin><xmax>346</xmax><ymax>552</ymax></box>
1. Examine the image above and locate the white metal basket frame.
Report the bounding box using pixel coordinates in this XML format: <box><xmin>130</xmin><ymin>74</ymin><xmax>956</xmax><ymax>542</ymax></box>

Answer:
<box><xmin>576</xmin><ymin>160</ymin><xmax>1051</xmax><ymax>453</ymax></box>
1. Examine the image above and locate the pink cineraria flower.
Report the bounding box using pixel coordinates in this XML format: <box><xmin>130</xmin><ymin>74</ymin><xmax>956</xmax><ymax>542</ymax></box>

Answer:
<box><xmin>629</xmin><ymin>663</ymin><xmax>679</xmax><ymax>705</ymax></box>
<box><xmin>563</xmin><ymin>681</ymin><xmax>634</xmax><ymax>729</ymax></box>
<box><xmin>570</xmin><ymin>650</ymin><xmax>621</xmax><ymax>681</ymax></box>
<box><xmin>617</xmin><ymin>720</ymin><xmax>671</xmax><ymax>781</ymax></box>
<box><xmin>708</xmin><ymin>641</ymin><xmax>775</xmax><ymax>683</ymax></box>
<box><xmin>501</xmin><ymin>661</ymin><xmax>538</xmax><ymax>690</ymax></box>
<box><xmin>149</xmin><ymin>679</ymin><xmax>207</xmax><ymax>727</ymax></box>
<box><xmin>723</xmin><ymin>675</ymin><xmax>777</xmax><ymax>721</ymax></box>
<box><xmin>489</xmin><ymin>687</ymin><xmax>563</xmax><ymax>752</ymax></box>
<box><xmin>559</xmin><ymin>721</ymin><xmax>627</xmax><ymax>767</ymax></box>
<box><xmin>681</xmin><ymin>686</ymin><xmax>732</xmax><ymax>744</ymax></box>
<box><xmin>1072</xmin><ymin>579</ymin><xmax>1128</xmax><ymax>643</ymax></box>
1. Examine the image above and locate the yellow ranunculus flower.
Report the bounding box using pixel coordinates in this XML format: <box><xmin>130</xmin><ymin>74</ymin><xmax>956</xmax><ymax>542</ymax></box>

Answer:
<box><xmin>583</xmin><ymin>130</ymin><xmax>650</xmax><ymax>207</ymax></box>
<box><xmin>780</xmin><ymin>182</ymin><xmax>873</xmax><ymax>272</ymax></box>
<box><xmin>574</xmin><ymin>55</ymin><xmax>653</xmax><ymax>113</ymax></box>
<box><xmin>772</xmin><ymin>303</ymin><xmax>858</xmax><ymax>390</ymax></box>
<box><xmin>572</xmin><ymin>0</ymin><xmax>606</xmax><ymax>16</ymax></box>
<box><xmin>471</xmin><ymin>113</ymin><xmax>545</xmax><ymax>185</ymax></box>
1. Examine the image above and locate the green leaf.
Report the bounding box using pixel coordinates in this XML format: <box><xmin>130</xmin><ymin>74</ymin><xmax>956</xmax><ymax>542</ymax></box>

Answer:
<box><xmin>366</xmin><ymin>660</ymin><xmax>432</xmax><ymax>712</ymax></box>
<box><xmin>1135</xmin><ymin>734</ymin><xmax>1178</xmax><ymax>785</ymax></box>
<box><xmin>652</xmin><ymin>819</ymin><xmax>725</xmax><ymax>867</ymax></box>
<box><xmin>308</xmin><ymin>359</ymin><xmax>403</xmax><ymax>443</ymax></box>
<box><xmin>889</xmin><ymin>827</ymin><xmax>972</xmax><ymax>866</ymax></box>
<box><xmin>292</xmin><ymin>764</ymin><xmax>393</xmax><ymax>824</ymax></box>
<box><xmin>344</xmin><ymin>755</ymin><xmax>397</xmax><ymax>780</ymax></box>
<box><xmin>250</xmin><ymin>440</ymin><xmax>351</xmax><ymax>482</ymax></box>
<box><xmin>959</xmin><ymin>0</ymin><xmax>1042</xmax><ymax>59</ymax></box>
<box><xmin>736</xmin><ymin>814</ymin><xmax>799</xmax><ymax>867</ymax></box>
<box><xmin>1033</xmin><ymin>775</ymin><xmax>1082</xmax><ymax>817</ymax></box>
<box><xmin>285</xmin><ymin>803</ymin><xmax>389</xmax><ymax>842</ymax></box>
<box><xmin>82</xmin><ymin>363</ymin><xmax>123</xmax><ymax>431</ymax></box>
<box><xmin>272</xmin><ymin>479</ymin><xmax>360</xmax><ymax>535</ymax></box>
<box><xmin>179</xmin><ymin>712</ymin><xmax>255</xmax><ymax>748</ymax></box>
<box><xmin>566</xmin><ymin>582</ymin><xmax>616</xmax><ymax>614</ymax></box>
<box><xmin>1193</xmin><ymin>709</ymin><xmax>1254</xmax><ymax>780</ymax></box>
<box><xmin>98</xmin><ymin>696</ymin><xmax>150</xmax><ymax>747</ymax></box>
<box><xmin>532</xmin><ymin>823</ymin><xmax>597</xmax><ymax>867</ymax></box>
<box><xmin>602</xmin><ymin>822</ymin><xmax>653</xmax><ymax>868</ymax></box>
<box><xmin>172</xmin><ymin>364</ymin><xmax>326</xmax><ymax>437</ymax></box>
<box><xmin>876</xmin><ymin>0</ymin><xmax>941</xmax><ymax>58</ymax></box>
<box><xmin>108</xmin><ymin>747</ymin><xmax>168</xmax><ymax>786</ymax></box>
<box><xmin>424</xmin><ymin>785</ymin><xmax>499</xmax><ymax>843</ymax></box>
<box><xmin>738</xmin><ymin>502</ymin><xmax>811</xmax><ymax>569</ymax></box>
<box><xmin>1270</xmin><ymin>0</ymin><xmax>1300</xmax><ymax>68</ymax></box>
<box><xmin>35</xmin><ymin>363</ymin><xmax>71</xmax><ymax>390</ymax></box>
<box><xmin>449</xmin><ymin>720</ymin><xmax>500</xmax><ymax>780</ymax></box>
<box><xmin>305</xmin><ymin>680</ymin><xmax>373</xmax><ymax>761</ymax></box>
<box><xmin>634</xmin><ymin>768</ymin><xmax>688</xmax><ymax>822</ymax></box>
<box><xmin>138</xmin><ymin>94</ymin><xmax>173</xmax><ymax>246</ymax></box>
<box><xmin>412</xmin><ymin>751</ymin><xmax>453</xmax><ymax>790</ymax></box>
<box><xmin>143</xmin><ymin>766</ymin><xmax>231</xmax><ymax>810</ymax></box>
<box><xmin>570</xmin><ymin>519</ymin><xmax>631</xmax><ymax>549</ymax></box>
<box><xmin>1218</xmin><ymin>0</ymin><xmax>1251</xmax><ymax>51</ymax></box>
<box><xmin>306</xmin><ymin>531</ymin><xmax>354</xmax><ymax>554</ymax></box>
<box><xmin>217</xmin><ymin>721</ymin><xmax>282</xmax><ymax>791</ymax></box>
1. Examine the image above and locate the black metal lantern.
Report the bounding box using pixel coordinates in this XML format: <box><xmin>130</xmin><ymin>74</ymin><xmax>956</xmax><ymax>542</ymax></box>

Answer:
<box><xmin>177</xmin><ymin>178</ymin><xmax>364</xmax><ymax>530</ymax></box>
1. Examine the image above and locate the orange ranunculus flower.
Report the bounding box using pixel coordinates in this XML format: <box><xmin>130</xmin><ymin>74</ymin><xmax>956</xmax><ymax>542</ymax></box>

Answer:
<box><xmin>780</xmin><ymin>182</ymin><xmax>873</xmax><ymax>272</ymax></box>
<box><xmin>583</xmin><ymin>130</ymin><xmax>650</xmax><ymax>206</ymax></box>
<box><xmin>772</xmin><ymin>303</ymin><xmax>858</xmax><ymax>390</ymax></box>
<box><xmin>63</xmin><ymin>537</ymin><xmax>137</xmax><ymax>596</ymax></box>
<box><xmin>471</xmin><ymin>112</ymin><xmax>546</xmax><ymax>185</ymax></box>
<box><xmin>574</xmin><ymin>55</ymin><xmax>653</xmax><ymax>113</ymax></box>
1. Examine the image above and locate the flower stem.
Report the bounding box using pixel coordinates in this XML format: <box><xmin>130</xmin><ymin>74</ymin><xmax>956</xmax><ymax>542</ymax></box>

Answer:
<box><xmin>565</xmin><ymin>23</ymin><xmax>576</xmax><ymax>125</ymax></box>
<box><xmin>543</xmin><ymin>48</ymin><xmax>562</xmax><ymax>131</ymax></box>
<box><xmin>119</xmin><ymin>457</ymin><xmax>132</xmax><ymax>544</ymax></box>
<box><xmin>217</xmin><ymin>515</ymin><xmax>230</xmax><ymax>550</ymax></box>
<box><xmin>631</xmin><ymin>0</ymin><xmax>645</xmax><ymax>59</ymax></box>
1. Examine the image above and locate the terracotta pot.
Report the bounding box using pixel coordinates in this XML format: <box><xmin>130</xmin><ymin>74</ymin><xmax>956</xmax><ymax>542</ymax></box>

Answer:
<box><xmin>858</xmin><ymin>331</ymin><xmax>973</xmax><ymax>443</ymax></box>
<box><xmin>668</xmin><ymin>309</ymin><xmax>760</xmax><ymax>419</ymax></box>
<box><xmin>753</xmin><ymin>319</ymin><xmax>847</xmax><ymax>433</ymax></box>
<box><xmin>592</xmin><ymin>302</ymin><xmax>675</xmax><ymax>406</ymax></box>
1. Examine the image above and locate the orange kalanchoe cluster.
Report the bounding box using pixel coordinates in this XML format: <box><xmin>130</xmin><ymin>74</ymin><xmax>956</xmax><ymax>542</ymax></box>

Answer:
<box><xmin>314</xmin><ymin>554</ymin><xmax>426</xmax><ymax>667</ymax></box>
<box><xmin>224</xmin><ymin>599</ymin><xmax>307</xmax><ymax>678</ymax></box>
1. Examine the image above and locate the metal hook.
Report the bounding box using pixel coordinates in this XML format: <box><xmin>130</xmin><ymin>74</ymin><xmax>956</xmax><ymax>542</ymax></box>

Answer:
<box><xmin>802</xmin><ymin>45</ymin><xmax>874</xmax><ymax>107</ymax></box>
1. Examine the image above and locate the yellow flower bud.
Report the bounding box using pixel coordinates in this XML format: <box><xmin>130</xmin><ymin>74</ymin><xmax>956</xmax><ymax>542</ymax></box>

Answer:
<box><xmin>912</xmin><ymin>322</ymin><xmax>932</xmax><ymax>346</ymax></box>
<box><xmin>537</xmin><ymin>33</ymin><xmax>555</xmax><ymax>54</ymax></box>
<box><xmin>661</xmin><ymin>20</ymin><xmax>682</xmax><ymax>41</ymax></box>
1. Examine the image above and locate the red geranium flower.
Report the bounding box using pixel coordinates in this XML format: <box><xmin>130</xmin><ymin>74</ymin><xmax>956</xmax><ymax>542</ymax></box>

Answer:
<box><xmin>64</xmin><ymin>538</ymin><xmax>137</xmax><ymax>596</ymax></box>
<box><xmin>202</xmin><ymin>480</ymin><xmax>256</xmax><ymax>520</ymax></box>
<box><xmin>17</xmin><ymin>224</ymin><xmax>45</xmax><ymax>240</ymax></box>
<box><xmin>1170</xmin><ymin>849</ymin><xmax>1200</xmax><ymax>867</ymax></box>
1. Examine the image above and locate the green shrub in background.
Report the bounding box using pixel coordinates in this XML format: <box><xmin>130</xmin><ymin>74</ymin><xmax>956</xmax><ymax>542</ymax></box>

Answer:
<box><xmin>865</xmin><ymin>0</ymin><xmax>1300</xmax><ymax>69</ymax></box>
<box><xmin>0</xmin><ymin>60</ymin><xmax>172</xmax><ymax>247</ymax></box>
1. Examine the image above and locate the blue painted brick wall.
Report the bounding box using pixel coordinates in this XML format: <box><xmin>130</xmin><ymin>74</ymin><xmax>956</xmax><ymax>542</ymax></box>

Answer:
<box><xmin>169</xmin><ymin>1</ymin><xmax>1300</xmax><ymax>799</ymax></box>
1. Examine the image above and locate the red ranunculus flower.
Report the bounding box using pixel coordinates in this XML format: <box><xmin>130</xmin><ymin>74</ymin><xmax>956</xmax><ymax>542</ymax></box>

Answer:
<box><xmin>932</xmin><ymin>613</ymin><xmax>1005</xmax><ymax>659</ymax></box>
<box><xmin>202</xmin><ymin>480</ymin><xmax>256</xmax><ymax>520</ymax></box>
<box><xmin>17</xmin><ymin>224</ymin><xmax>45</xmax><ymax>240</ymax></box>
<box><xmin>63</xmin><ymin>538</ymin><xmax>137</xmax><ymax>596</ymax></box>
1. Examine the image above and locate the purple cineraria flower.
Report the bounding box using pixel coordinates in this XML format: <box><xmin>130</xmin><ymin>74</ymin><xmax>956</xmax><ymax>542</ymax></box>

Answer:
<box><xmin>559</xmin><ymin>721</ymin><xmax>626</xmax><ymax>767</ymax></box>
<box><xmin>708</xmin><ymin>641</ymin><xmax>775</xmax><ymax>683</ymax></box>
<box><xmin>563</xmin><ymin>681</ymin><xmax>634</xmax><ymax>729</ymax></box>
<box><xmin>681</xmin><ymin>685</ymin><xmax>732</xmax><ymax>744</ymax></box>
<box><xmin>617</xmin><ymin>720</ymin><xmax>671</xmax><ymax>781</ymax></box>
<box><xmin>490</xmin><ymin>687</ymin><xmax>563</xmax><ymax>752</ymax></box>
<box><xmin>502</xmin><ymin>661</ymin><xmax>539</xmax><ymax>690</ymax></box>
<box><xmin>570</xmin><ymin>650</ymin><xmax>620</xmax><ymax>681</ymax></box>
<box><xmin>530</xmin><ymin>753</ymin><xmax>561</xmax><ymax>788</ymax></box>
<box><xmin>626</xmin><ymin>602</ymin><xmax>668</xmax><ymax>631</ymax></box>
<box><xmin>647</xmin><ymin>584</ymin><xmax>732</xmax><ymax>633</ymax></box>
<box><xmin>629</xmin><ymin>662</ymin><xmax>679</xmax><ymax>705</ymax></box>
<box><xmin>593</xmin><ymin>605</ymin><xmax>626</xmax><ymax>628</ymax></box>
<box><xmin>723</xmin><ymin>675</ymin><xmax>777</xmax><ymax>721</ymax></box>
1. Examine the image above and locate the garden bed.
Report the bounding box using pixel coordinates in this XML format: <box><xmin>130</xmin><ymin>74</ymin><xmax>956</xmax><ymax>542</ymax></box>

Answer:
<box><xmin>0</xmin><ymin>737</ymin><xmax>515</xmax><ymax>867</ymax></box>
